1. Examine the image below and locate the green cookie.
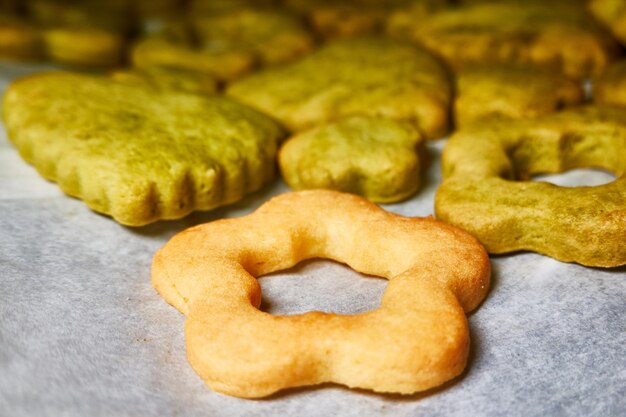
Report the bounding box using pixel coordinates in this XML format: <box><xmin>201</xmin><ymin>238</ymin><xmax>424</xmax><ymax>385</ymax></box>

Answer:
<box><xmin>227</xmin><ymin>37</ymin><xmax>452</xmax><ymax>139</ymax></box>
<box><xmin>279</xmin><ymin>117</ymin><xmax>424</xmax><ymax>203</ymax></box>
<box><xmin>435</xmin><ymin>105</ymin><xmax>626</xmax><ymax>267</ymax></box>
<box><xmin>110</xmin><ymin>66</ymin><xmax>218</xmax><ymax>95</ymax></box>
<box><xmin>3</xmin><ymin>72</ymin><xmax>285</xmax><ymax>226</ymax></box>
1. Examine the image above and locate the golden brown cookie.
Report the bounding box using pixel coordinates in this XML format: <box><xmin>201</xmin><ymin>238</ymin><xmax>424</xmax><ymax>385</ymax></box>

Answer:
<box><xmin>227</xmin><ymin>37</ymin><xmax>452</xmax><ymax>139</ymax></box>
<box><xmin>110</xmin><ymin>66</ymin><xmax>218</xmax><ymax>95</ymax></box>
<box><xmin>279</xmin><ymin>117</ymin><xmax>424</xmax><ymax>202</ymax></box>
<box><xmin>593</xmin><ymin>60</ymin><xmax>626</xmax><ymax>106</ymax></box>
<box><xmin>589</xmin><ymin>0</ymin><xmax>626</xmax><ymax>45</ymax></box>
<box><xmin>132</xmin><ymin>34</ymin><xmax>255</xmax><ymax>83</ymax></box>
<box><xmin>435</xmin><ymin>105</ymin><xmax>626</xmax><ymax>267</ymax></box>
<box><xmin>389</xmin><ymin>2</ymin><xmax>619</xmax><ymax>79</ymax></box>
<box><xmin>152</xmin><ymin>190</ymin><xmax>491</xmax><ymax>397</ymax></box>
<box><xmin>454</xmin><ymin>64</ymin><xmax>584</xmax><ymax>127</ymax></box>
<box><xmin>2</xmin><ymin>72</ymin><xmax>285</xmax><ymax>226</ymax></box>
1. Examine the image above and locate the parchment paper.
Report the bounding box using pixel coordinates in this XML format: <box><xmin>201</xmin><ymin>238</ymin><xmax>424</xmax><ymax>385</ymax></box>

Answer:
<box><xmin>0</xmin><ymin>61</ymin><xmax>624</xmax><ymax>417</ymax></box>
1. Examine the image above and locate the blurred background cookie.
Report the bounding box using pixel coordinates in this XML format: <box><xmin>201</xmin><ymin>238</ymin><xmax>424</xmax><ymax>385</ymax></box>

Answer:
<box><xmin>26</xmin><ymin>0</ymin><xmax>134</xmax><ymax>67</ymax></box>
<box><xmin>436</xmin><ymin>105</ymin><xmax>626</xmax><ymax>267</ymax></box>
<box><xmin>0</xmin><ymin>15</ymin><xmax>43</xmax><ymax>61</ymax></box>
<box><xmin>454</xmin><ymin>64</ymin><xmax>584</xmax><ymax>127</ymax></box>
<box><xmin>388</xmin><ymin>1</ymin><xmax>620</xmax><ymax>79</ymax></box>
<box><xmin>131</xmin><ymin>4</ymin><xmax>313</xmax><ymax>82</ymax></box>
<box><xmin>279</xmin><ymin>117</ymin><xmax>424</xmax><ymax>203</ymax></box>
<box><xmin>227</xmin><ymin>37</ymin><xmax>452</xmax><ymax>139</ymax></box>
<box><xmin>2</xmin><ymin>72</ymin><xmax>285</xmax><ymax>226</ymax></box>
<box><xmin>110</xmin><ymin>66</ymin><xmax>218</xmax><ymax>95</ymax></box>
<box><xmin>593</xmin><ymin>60</ymin><xmax>626</xmax><ymax>106</ymax></box>
<box><xmin>589</xmin><ymin>0</ymin><xmax>626</xmax><ymax>46</ymax></box>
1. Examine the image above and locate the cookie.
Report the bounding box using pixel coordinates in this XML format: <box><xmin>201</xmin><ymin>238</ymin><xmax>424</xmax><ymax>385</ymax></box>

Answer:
<box><xmin>132</xmin><ymin>7</ymin><xmax>313</xmax><ymax>82</ymax></box>
<box><xmin>27</xmin><ymin>0</ymin><xmax>133</xmax><ymax>66</ymax></box>
<box><xmin>390</xmin><ymin>2</ymin><xmax>618</xmax><ymax>79</ymax></box>
<box><xmin>288</xmin><ymin>0</ymin><xmax>440</xmax><ymax>39</ymax></box>
<box><xmin>454</xmin><ymin>64</ymin><xmax>584</xmax><ymax>127</ymax></box>
<box><xmin>132</xmin><ymin>33</ymin><xmax>255</xmax><ymax>83</ymax></box>
<box><xmin>279</xmin><ymin>117</ymin><xmax>424</xmax><ymax>202</ymax></box>
<box><xmin>435</xmin><ymin>105</ymin><xmax>626</xmax><ymax>267</ymax></box>
<box><xmin>286</xmin><ymin>0</ymin><xmax>384</xmax><ymax>38</ymax></box>
<box><xmin>227</xmin><ymin>37</ymin><xmax>452</xmax><ymax>139</ymax></box>
<box><xmin>0</xmin><ymin>16</ymin><xmax>42</xmax><ymax>60</ymax></box>
<box><xmin>593</xmin><ymin>60</ymin><xmax>626</xmax><ymax>106</ymax></box>
<box><xmin>589</xmin><ymin>0</ymin><xmax>626</xmax><ymax>45</ymax></box>
<box><xmin>191</xmin><ymin>7</ymin><xmax>314</xmax><ymax>67</ymax></box>
<box><xmin>41</xmin><ymin>27</ymin><xmax>125</xmax><ymax>67</ymax></box>
<box><xmin>152</xmin><ymin>190</ymin><xmax>490</xmax><ymax>397</ymax></box>
<box><xmin>2</xmin><ymin>72</ymin><xmax>285</xmax><ymax>226</ymax></box>
<box><xmin>110</xmin><ymin>66</ymin><xmax>218</xmax><ymax>95</ymax></box>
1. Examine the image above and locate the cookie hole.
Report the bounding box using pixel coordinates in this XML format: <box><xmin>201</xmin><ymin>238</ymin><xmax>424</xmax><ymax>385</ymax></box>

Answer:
<box><xmin>257</xmin><ymin>259</ymin><xmax>387</xmax><ymax>316</ymax></box>
<box><xmin>531</xmin><ymin>168</ymin><xmax>617</xmax><ymax>187</ymax></box>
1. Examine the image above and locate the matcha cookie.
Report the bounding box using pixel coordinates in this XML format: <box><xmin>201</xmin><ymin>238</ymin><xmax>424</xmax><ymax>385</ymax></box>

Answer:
<box><xmin>288</xmin><ymin>0</ymin><xmax>442</xmax><ymax>39</ymax></box>
<box><xmin>593</xmin><ymin>60</ymin><xmax>626</xmax><ymax>107</ymax></box>
<box><xmin>227</xmin><ymin>37</ymin><xmax>452</xmax><ymax>139</ymax></box>
<box><xmin>110</xmin><ymin>66</ymin><xmax>218</xmax><ymax>95</ymax></box>
<box><xmin>132</xmin><ymin>34</ymin><xmax>255</xmax><ymax>83</ymax></box>
<box><xmin>454</xmin><ymin>64</ymin><xmax>584</xmax><ymax>127</ymax></box>
<box><xmin>589</xmin><ymin>0</ymin><xmax>626</xmax><ymax>46</ymax></box>
<box><xmin>390</xmin><ymin>2</ymin><xmax>618</xmax><ymax>79</ymax></box>
<box><xmin>27</xmin><ymin>0</ymin><xmax>133</xmax><ymax>67</ymax></box>
<box><xmin>2</xmin><ymin>72</ymin><xmax>285</xmax><ymax>226</ymax></box>
<box><xmin>191</xmin><ymin>7</ymin><xmax>314</xmax><ymax>66</ymax></box>
<box><xmin>132</xmin><ymin>7</ymin><xmax>313</xmax><ymax>82</ymax></box>
<box><xmin>0</xmin><ymin>16</ymin><xmax>43</xmax><ymax>60</ymax></box>
<box><xmin>435</xmin><ymin>106</ymin><xmax>626</xmax><ymax>267</ymax></box>
<box><xmin>279</xmin><ymin>117</ymin><xmax>424</xmax><ymax>203</ymax></box>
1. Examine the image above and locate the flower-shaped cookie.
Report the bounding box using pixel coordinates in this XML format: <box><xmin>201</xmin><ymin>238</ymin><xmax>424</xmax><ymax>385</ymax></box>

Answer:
<box><xmin>279</xmin><ymin>117</ymin><xmax>424</xmax><ymax>202</ymax></box>
<box><xmin>152</xmin><ymin>190</ymin><xmax>491</xmax><ymax>397</ymax></box>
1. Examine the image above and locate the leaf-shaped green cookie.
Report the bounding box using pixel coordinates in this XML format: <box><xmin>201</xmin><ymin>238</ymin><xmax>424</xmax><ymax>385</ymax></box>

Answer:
<box><xmin>2</xmin><ymin>72</ymin><xmax>285</xmax><ymax>226</ymax></box>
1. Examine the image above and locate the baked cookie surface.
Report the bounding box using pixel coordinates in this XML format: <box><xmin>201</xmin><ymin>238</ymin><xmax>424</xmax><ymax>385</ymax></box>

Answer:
<box><xmin>589</xmin><ymin>0</ymin><xmax>626</xmax><ymax>45</ymax></box>
<box><xmin>132</xmin><ymin>7</ymin><xmax>313</xmax><ymax>82</ymax></box>
<box><xmin>286</xmin><ymin>0</ymin><xmax>428</xmax><ymax>39</ymax></box>
<box><xmin>392</xmin><ymin>2</ymin><xmax>618</xmax><ymax>79</ymax></box>
<box><xmin>2</xmin><ymin>72</ymin><xmax>285</xmax><ymax>226</ymax></box>
<box><xmin>0</xmin><ymin>16</ymin><xmax>43</xmax><ymax>60</ymax></box>
<box><xmin>435</xmin><ymin>106</ymin><xmax>626</xmax><ymax>267</ymax></box>
<box><xmin>227</xmin><ymin>37</ymin><xmax>452</xmax><ymax>139</ymax></box>
<box><xmin>593</xmin><ymin>60</ymin><xmax>626</xmax><ymax>107</ymax></box>
<box><xmin>454</xmin><ymin>64</ymin><xmax>584</xmax><ymax>127</ymax></box>
<box><xmin>110</xmin><ymin>66</ymin><xmax>218</xmax><ymax>95</ymax></box>
<box><xmin>279</xmin><ymin>117</ymin><xmax>424</xmax><ymax>203</ymax></box>
<box><xmin>152</xmin><ymin>190</ymin><xmax>490</xmax><ymax>397</ymax></box>
<box><xmin>27</xmin><ymin>0</ymin><xmax>133</xmax><ymax>67</ymax></box>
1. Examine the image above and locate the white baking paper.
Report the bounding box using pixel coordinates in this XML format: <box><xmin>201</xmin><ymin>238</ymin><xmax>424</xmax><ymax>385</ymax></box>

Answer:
<box><xmin>0</xmin><ymin>61</ymin><xmax>624</xmax><ymax>417</ymax></box>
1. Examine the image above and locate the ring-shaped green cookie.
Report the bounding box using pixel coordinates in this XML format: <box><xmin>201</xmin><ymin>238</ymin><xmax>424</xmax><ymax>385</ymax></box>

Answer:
<box><xmin>435</xmin><ymin>106</ymin><xmax>626</xmax><ymax>267</ymax></box>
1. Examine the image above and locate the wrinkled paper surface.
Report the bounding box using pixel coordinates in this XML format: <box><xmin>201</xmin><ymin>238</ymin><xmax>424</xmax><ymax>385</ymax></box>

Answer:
<box><xmin>0</xmin><ymin>62</ymin><xmax>624</xmax><ymax>417</ymax></box>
